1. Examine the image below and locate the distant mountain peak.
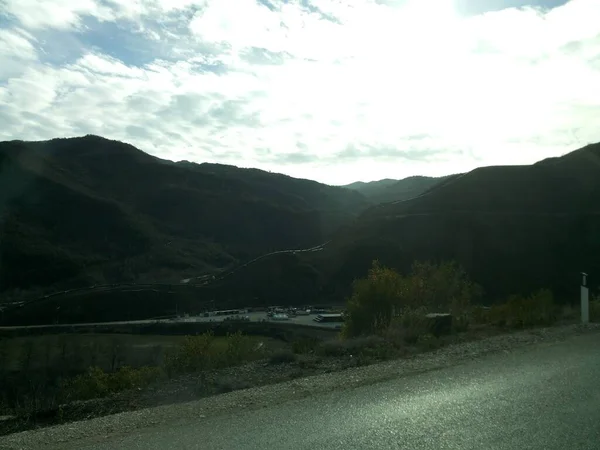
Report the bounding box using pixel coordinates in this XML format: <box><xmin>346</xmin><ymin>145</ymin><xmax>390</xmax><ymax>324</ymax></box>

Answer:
<box><xmin>344</xmin><ymin>175</ymin><xmax>453</xmax><ymax>204</ymax></box>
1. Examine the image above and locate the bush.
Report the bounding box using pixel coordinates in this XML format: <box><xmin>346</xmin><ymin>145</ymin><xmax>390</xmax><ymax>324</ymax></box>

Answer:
<box><xmin>591</xmin><ymin>293</ymin><xmax>600</xmax><ymax>323</ymax></box>
<box><xmin>164</xmin><ymin>331</ymin><xmax>262</xmax><ymax>376</ymax></box>
<box><xmin>223</xmin><ymin>331</ymin><xmax>258</xmax><ymax>366</ymax></box>
<box><xmin>268</xmin><ymin>351</ymin><xmax>297</xmax><ymax>365</ymax></box>
<box><xmin>391</xmin><ymin>307</ymin><xmax>429</xmax><ymax>344</ymax></box>
<box><xmin>108</xmin><ymin>366</ymin><xmax>162</xmax><ymax>392</ymax></box>
<box><xmin>486</xmin><ymin>289</ymin><xmax>557</xmax><ymax>328</ymax></box>
<box><xmin>166</xmin><ymin>331</ymin><xmax>261</xmax><ymax>375</ymax></box>
<box><xmin>316</xmin><ymin>336</ymin><xmax>387</xmax><ymax>358</ymax></box>
<box><xmin>62</xmin><ymin>367</ymin><xmax>110</xmax><ymax>401</ymax></box>
<box><xmin>416</xmin><ymin>333</ymin><xmax>440</xmax><ymax>351</ymax></box>
<box><xmin>407</xmin><ymin>261</ymin><xmax>482</xmax><ymax>318</ymax></box>
<box><xmin>452</xmin><ymin>314</ymin><xmax>470</xmax><ymax>333</ymax></box>
<box><xmin>342</xmin><ymin>260</ymin><xmax>480</xmax><ymax>338</ymax></box>
<box><xmin>291</xmin><ymin>338</ymin><xmax>320</xmax><ymax>354</ymax></box>
<box><xmin>61</xmin><ymin>365</ymin><xmax>163</xmax><ymax>402</ymax></box>
<box><xmin>316</xmin><ymin>339</ymin><xmax>349</xmax><ymax>357</ymax></box>
<box><xmin>164</xmin><ymin>332</ymin><xmax>214</xmax><ymax>375</ymax></box>
<box><xmin>471</xmin><ymin>306</ymin><xmax>492</xmax><ymax>324</ymax></box>
<box><xmin>342</xmin><ymin>261</ymin><xmax>405</xmax><ymax>338</ymax></box>
<box><xmin>561</xmin><ymin>304</ymin><xmax>578</xmax><ymax>321</ymax></box>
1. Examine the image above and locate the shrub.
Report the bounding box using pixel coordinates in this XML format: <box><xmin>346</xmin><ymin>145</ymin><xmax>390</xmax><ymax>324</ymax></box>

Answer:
<box><xmin>471</xmin><ymin>306</ymin><xmax>492</xmax><ymax>325</ymax></box>
<box><xmin>108</xmin><ymin>366</ymin><xmax>162</xmax><ymax>392</ymax></box>
<box><xmin>560</xmin><ymin>304</ymin><xmax>578</xmax><ymax>322</ymax></box>
<box><xmin>488</xmin><ymin>289</ymin><xmax>557</xmax><ymax>328</ymax></box>
<box><xmin>486</xmin><ymin>303</ymin><xmax>508</xmax><ymax>326</ymax></box>
<box><xmin>164</xmin><ymin>331</ymin><xmax>261</xmax><ymax>376</ymax></box>
<box><xmin>342</xmin><ymin>261</ymin><xmax>405</xmax><ymax>338</ymax></box>
<box><xmin>291</xmin><ymin>338</ymin><xmax>320</xmax><ymax>354</ymax></box>
<box><xmin>391</xmin><ymin>307</ymin><xmax>429</xmax><ymax>344</ymax></box>
<box><xmin>223</xmin><ymin>331</ymin><xmax>257</xmax><ymax>366</ymax></box>
<box><xmin>591</xmin><ymin>293</ymin><xmax>600</xmax><ymax>323</ymax></box>
<box><xmin>452</xmin><ymin>314</ymin><xmax>470</xmax><ymax>333</ymax></box>
<box><xmin>406</xmin><ymin>261</ymin><xmax>482</xmax><ymax>317</ymax></box>
<box><xmin>164</xmin><ymin>332</ymin><xmax>215</xmax><ymax>375</ymax></box>
<box><xmin>62</xmin><ymin>367</ymin><xmax>110</xmax><ymax>401</ymax></box>
<box><xmin>416</xmin><ymin>333</ymin><xmax>440</xmax><ymax>351</ymax></box>
<box><xmin>268</xmin><ymin>351</ymin><xmax>297</xmax><ymax>365</ymax></box>
<box><xmin>316</xmin><ymin>339</ymin><xmax>348</xmax><ymax>357</ymax></box>
<box><xmin>61</xmin><ymin>365</ymin><xmax>164</xmax><ymax>402</ymax></box>
<box><xmin>342</xmin><ymin>260</ymin><xmax>480</xmax><ymax>338</ymax></box>
<box><xmin>316</xmin><ymin>336</ymin><xmax>387</xmax><ymax>358</ymax></box>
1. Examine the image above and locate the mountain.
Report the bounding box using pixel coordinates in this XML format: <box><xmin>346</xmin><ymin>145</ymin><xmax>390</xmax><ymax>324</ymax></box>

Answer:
<box><xmin>343</xmin><ymin>175</ymin><xmax>454</xmax><ymax>204</ymax></box>
<box><xmin>343</xmin><ymin>178</ymin><xmax>397</xmax><ymax>192</ymax></box>
<box><xmin>0</xmin><ymin>135</ymin><xmax>369</xmax><ymax>297</ymax></box>
<box><xmin>6</xmin><ymin>138</ymin><xmax>600</xmax><ymax>326</ymax></box>
<box><xmin>183</xmin><ymin>142</ymin><xmax>600</xmax><ymax>309</ymax></box>
<box><xmin>320</xmin><ymin>143</ymin><xmax>600</xmax><ymax>302</ymax></box>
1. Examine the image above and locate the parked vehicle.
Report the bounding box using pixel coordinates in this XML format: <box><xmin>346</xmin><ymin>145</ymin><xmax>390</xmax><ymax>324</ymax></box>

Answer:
<box><xmin>313</xmin><ymin>313</ymin><xmax>344</xmax><ymax>323</ymax></box>
<box><xmin>272</xmin><ymin>314</ymin><xmax>289</xmax><ymax>321</ymax></box>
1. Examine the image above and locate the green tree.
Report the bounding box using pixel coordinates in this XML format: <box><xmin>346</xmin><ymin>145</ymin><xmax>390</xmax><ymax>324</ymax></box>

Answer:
<box><xmin>342</xmin><ymin>261</ymin><xmax>406</xmax><ymax>337</ymax></box>
<box><xmin>406</xmin><ymin>261</ymin><xmax>481</xmax><ymax>320</ymax></box>
<box><xmin>343</xmin><ymin>260</ymin><xmax>481</xmax><ymax>338</ymax></box>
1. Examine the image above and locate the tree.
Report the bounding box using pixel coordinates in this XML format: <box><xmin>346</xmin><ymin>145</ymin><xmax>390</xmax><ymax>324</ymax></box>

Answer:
<box><xmin>405</xmin><ymin>261</ymin><xmax>481</xmax><ymax>317</ymax></box>
<box><xmin>342</xmin><ymin>261</ymin><xmax>406</xmax><ymax>337</ymax></box>
<box><xmin>342</xmin><ymin>260</ymin><xmax>481</xmax><ymax>337</ymax></box>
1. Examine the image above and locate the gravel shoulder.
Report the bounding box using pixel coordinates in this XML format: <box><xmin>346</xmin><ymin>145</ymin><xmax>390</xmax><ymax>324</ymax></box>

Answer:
<box><xmin>2</xmin><ymin>323</ymin><xmax>600</xmax><ymax>450</ymax></box>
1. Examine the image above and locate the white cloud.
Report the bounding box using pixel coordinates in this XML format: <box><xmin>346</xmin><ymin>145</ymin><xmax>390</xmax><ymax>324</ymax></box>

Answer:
<box><xmin>2</xmin><ymin>0</ymin><xmax>116</xmax><ymax>30</ymax></box>
<box><xmin>0</xmin><ymin>0</ymin><xmax>210</xmax><ymax>30</ymax></box>
<box><xmin>0</xmin><ymin>0</ymin><xmax>599</xmax><ymax>184</ymax></box>
<box><xmin>0</xmin><ymin>28</ymin><xmax>39</xmax><ymax>78</ymax></box>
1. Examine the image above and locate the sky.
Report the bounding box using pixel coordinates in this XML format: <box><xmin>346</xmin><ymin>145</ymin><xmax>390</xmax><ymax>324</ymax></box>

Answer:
<box><xmin>0</xmin><ymin>0</ymin><xmax>599</xmax><ymax>185</ymax></box>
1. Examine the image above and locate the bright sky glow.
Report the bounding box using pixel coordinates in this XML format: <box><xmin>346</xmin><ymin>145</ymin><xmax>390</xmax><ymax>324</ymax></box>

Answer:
<box><xmin>0</xmin><ymin>0</ymin><xmax>599</xmax><ymax>184</ymax></box>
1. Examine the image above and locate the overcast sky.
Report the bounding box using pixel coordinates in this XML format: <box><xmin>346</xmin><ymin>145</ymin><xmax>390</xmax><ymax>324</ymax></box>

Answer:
<box><xmin>1</xmin><ymin>0</ymin><xmax>599</xmax><ymax>185</ymax></box>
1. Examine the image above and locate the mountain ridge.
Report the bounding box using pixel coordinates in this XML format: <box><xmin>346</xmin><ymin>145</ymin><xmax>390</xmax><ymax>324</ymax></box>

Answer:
<box><xmin>0</xmin><ymin>135</ymin><xmax>369</xmax><ymax>297</ymax></box>
<box><xmin>343</xmin><ymin>174</ymin><xmax>456</xmax><ymax>204</ymax></box>
<box><xmin>4</xmin><ymin>137</ymin><xmax>600</xmax><ymax>325</ymax></box>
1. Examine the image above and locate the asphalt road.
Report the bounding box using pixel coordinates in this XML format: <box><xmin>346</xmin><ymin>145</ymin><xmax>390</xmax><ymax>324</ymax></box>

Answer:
<box><xmin>69</xmin><ymin>332</ymin><xmax>600</xmax><ymax>450</ymax></box>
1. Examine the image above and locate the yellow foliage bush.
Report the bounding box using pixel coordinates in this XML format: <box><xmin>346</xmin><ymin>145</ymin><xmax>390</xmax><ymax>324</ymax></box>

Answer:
<box><xmin>486</xmin><ymin>289</ymin><xmax>557</xmax><ymax>328</ymax></box>
<box><xmin>61</xmin><ymin>365</ymin><xmax>162</xmax><ymax>401</ymax></box>
<box><xmin>343</xmin><ymin>260</ymin><xmax>480</xmax><ymax>338</ymax></box>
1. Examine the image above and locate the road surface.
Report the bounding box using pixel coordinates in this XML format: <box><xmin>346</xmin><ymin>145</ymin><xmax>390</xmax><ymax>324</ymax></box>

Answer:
<box><xmin>59</xmin><ymin>332</ymin><xmax>600</xmax><ymax>450</ymax></box>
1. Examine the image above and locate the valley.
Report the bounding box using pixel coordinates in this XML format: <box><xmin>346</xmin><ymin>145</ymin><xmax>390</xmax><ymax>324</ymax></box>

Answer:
<box><xmin>2</xmin><ymin>138</ymin><xmax>600</xmax><ymax>325</ymax></box>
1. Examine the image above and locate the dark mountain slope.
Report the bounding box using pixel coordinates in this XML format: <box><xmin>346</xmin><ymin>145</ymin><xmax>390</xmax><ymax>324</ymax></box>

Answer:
<box><xmin>366</xmin><ymin>144</ymin><xmax>600</xmax><ymax>216</ymax></box>
<box><xmin>321</xmin><ymin>143</ymin><xmax>600</xmax><ymax>302</ymax></box>
<box><xmin>199</xmin><ymin>143</ymin><xmax>600</xmax><ymax>308</ymax></box>
<box><xmin>0</xmin><ymin>136</ymin><xmax>368</xmax><ymax>295</ymax></box>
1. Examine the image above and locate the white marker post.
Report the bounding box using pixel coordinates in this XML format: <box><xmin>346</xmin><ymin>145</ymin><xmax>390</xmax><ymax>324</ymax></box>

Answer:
<box><xmin>581</xmin><ymin>272</ymin><xmax>589</xmax><ymax>324</ymax></box>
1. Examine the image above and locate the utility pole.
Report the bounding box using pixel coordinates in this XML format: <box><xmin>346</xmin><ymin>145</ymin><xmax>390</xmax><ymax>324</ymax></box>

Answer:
<box><xmin>581</xmin><ymin>272</ymin><xmax>589</xmax><ymax>324</ymax></box>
